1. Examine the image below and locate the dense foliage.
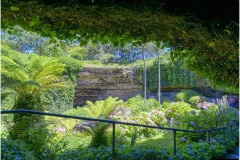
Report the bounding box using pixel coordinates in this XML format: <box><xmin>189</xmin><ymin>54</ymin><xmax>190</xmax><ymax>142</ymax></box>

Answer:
<box><xmin>2</xmin><ymin>0</ymin><xmax>238</xmax><ymax>91</ymax></box>
<box><xmin>1</xmin><ymin>92</ymin><xmax>239</xmax><ymax>159</ymax></box>
<box><xmin>1</xmin><ymin>7</ymin><xmax>239</xmax><ymax>158</ymax></box>
<box><xmin>135</xmin><ymin>55</ymin><xmax>209</xmax><ymax>91</ymax></box>
<box><xmin>1</xmin><ymin>139</ymin><xmax>36</xmax><ymax>160</ymax></box>
<box><xmin>1</xmin><ymin>44</ymin><xmax>84</xmax><ymax>151</ymax></box>
<box><xmin>175</xmin><ymin>89</ymin><xmax>203</xmax><ymax>102</ymax></box>
<box><xmin>1</xmin><ymin>43</ymin><xmax>82</xmax><ymax>113</ymax></box>
<box><xmin>2</xmin><ymin>25</ymin><xmax>238</xmax><ymax>92</ymax></box>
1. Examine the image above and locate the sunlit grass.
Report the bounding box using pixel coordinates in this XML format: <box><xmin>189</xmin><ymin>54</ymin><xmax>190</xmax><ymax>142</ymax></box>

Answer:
<box><xmin>135</xmin><ymin>132</ymin><xmax>174</xmax><ymax>150</ymax></box>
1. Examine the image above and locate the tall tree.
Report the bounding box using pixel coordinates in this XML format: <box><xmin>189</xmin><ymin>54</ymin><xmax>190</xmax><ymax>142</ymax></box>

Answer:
<box><xmin>142</xmin><ymin>44</ymin><xmax>147</xmax><ymax>99</ymax></box>
<box><xmin>157</xmin><ymin>48</ymin><xmax>161</xmax><ymax>105</ymax></box>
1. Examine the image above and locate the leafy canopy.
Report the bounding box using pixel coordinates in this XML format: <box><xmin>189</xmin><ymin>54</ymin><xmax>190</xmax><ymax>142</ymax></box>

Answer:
<box><xmin>2</xmin><ymin>1</ymin><xmax>238</xmax><ymax>92</ymax></box>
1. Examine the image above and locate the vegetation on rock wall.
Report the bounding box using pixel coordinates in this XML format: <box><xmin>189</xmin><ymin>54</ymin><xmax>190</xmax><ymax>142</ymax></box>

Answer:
<box><xmin>135</xmin><ymin>55</ymin><xmax>208</xmax><ymax>91</ymax></box>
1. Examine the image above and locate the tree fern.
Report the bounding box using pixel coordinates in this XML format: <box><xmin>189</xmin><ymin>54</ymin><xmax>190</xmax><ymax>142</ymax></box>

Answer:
<box><xmin>2</xmin><ymin>54</ymin><xmax>67</xmax><ymax>97</ymax></box>
<box><xmin>83</xmin><ymin>97</ymin><xmax>123</xmax><ymax>118</ymax></box>
<box><xmin>75</xmin><ymin>97</ymin><xmax>124</xmax><ymax>147</ymax></box>
<box><xmin>1</xmin><ymin>46</ymin><xmax>68</xmax><ymax>141</ymax></box>
<box><xmin>1</xmin><ymin>56</ymin><xmax>29</xmax><ymax>89</ymax></box>
<box><xmin>1</xmin><ymin>44</ymin><xmax>29</xmax><ymax>66</ymax></box>
<box><xmin>75</xmin><ymin>115</ymin><xmax>111</xmax><ymax>147</ymax></box>
<box><xmin>9</xmin><ymin>116</ymin><xmax>33</xmax><ymax>140</ymax></box>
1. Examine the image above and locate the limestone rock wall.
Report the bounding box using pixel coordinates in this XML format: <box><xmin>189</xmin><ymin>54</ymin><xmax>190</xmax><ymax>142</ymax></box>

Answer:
<box><xmin>73</xmin><ymin>67</ymin><xmax>142</xmax><ymax>107</ymax></box>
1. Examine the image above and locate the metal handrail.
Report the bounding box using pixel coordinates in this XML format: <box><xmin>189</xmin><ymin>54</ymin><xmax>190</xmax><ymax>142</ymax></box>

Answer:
<box><xmin>1</xmin><ymin>110</ymin><xmax>239</xmax><ymax>159</ymax></box>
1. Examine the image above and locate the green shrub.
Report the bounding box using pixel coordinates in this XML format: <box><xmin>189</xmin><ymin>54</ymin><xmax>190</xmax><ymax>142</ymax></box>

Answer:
<box><xmin>165</xmin><ymin>102</ymin><xmax>192</xmax><ymax>120</ymax></box>
<box><xmin>59</xmin><ymin>145</ymin><xmax>171</xmax><ymax>160</ymax></box>
<box><xmin>43</xmin><ymin>87</ymin><xmax>75</xmax><ymax>114</ymax></box>
<box><xmin>209</xmin><ymin>143</ymin><xmax>227</xmax><ymax>159</ymax></box>
<box><xmin>1</xmin><ymin>139</ymin><xmax>36</xmax><ymax>160</ymax></box>
<box><xmin>175</xmin><ymin>105</ymin><xmax>218</xmax><ymax>141</ymax></box>
<box><xmin>179</xmin><ymin>107</ymin><xmax>218</xmax><ymax>130</ymax></box>
<box><xmin>177</xmin><ymin>142</ymin><xmax>226</xmax><ymax>160</ymax></box>
<box><xmin>224</xmin><ymin>139</ymin><xmax>237</xmax><ymax>152</ymax></box>
<box><xmin>18</xmin><ymin>122</ymin><xmax>57</xmax><ymax>159</ymax></box>
<box><xmin>58</xmin><ymin>143</ymin><xmax>229</xmax><ymax>160</ymax></box>
<box><xmin>58</xmin><ymin>56</ymin><xmax>82</xmax><ymax>81</ymax></box>
<box><xmin>189</xmin><ymin>95</ymin><xmax>206</xmax><ymax>106</ymax></box>
<box><xmin>69</xmin><ymin>46</ymin><xmax>88</xmax><ymax>60</ymax></box>
<box><xmin>117</xmin><ymin>146</ymin><xmax>171</xmax><ymax>160</ymax></box>
<box><xmin>121</xmin><ymin>110</ymin><xmax>167</xmax><ymax>138</ymax></box>
<box><xmin>125</xmin><ymin>95</ymin><xmax>160</xmax><ymax>115</ymax></box>
<box><xmin>57</xmin><ymin>133</ymin><xmax>91</xmax><ymax>150</ymax></box>
<box><xmin>198</xmin><ymin>105</ymin><xmax>218</xmax><ymax>128</ymax></box>
<box><xmin>59</xmin><ymin>146</ymin><xmax>113</xmax><ymax>160</ymax></box>
<box><xmin>89</xmin><ymin>60</ymin><xmax>102</xmax><ymax>65</ymax></box>
<box><xmin>175</xmin><ymin>89</ymin><xmax>200</xmax><ymax>102</ymax></box>
<box><xmin>162</xmin><ymin>101</ymin><xmax>171</xmax><ymax>108</ymax></box>
<box><xmin>62</xmin><ymin>106</ymin><xmax>87</xmax><ymax>116</ymax></box>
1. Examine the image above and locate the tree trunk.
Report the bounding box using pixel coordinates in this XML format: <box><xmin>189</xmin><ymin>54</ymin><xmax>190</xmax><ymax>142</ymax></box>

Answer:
<box><xmin>142</xmin><ymin>44</ymin><xmax>146</xmax><ymax>99</ymax></box>
<box><xmin>158</xmin><ymin>48</ymin><xmax>161</xmax><ymax>105</ymax></box>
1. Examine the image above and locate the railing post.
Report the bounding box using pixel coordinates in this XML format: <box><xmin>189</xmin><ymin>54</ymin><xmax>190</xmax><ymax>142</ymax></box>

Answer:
<box><xmin>173</xmin><ymin>130</ymin><xmax>176</xmax><ymax>155</ymax></box>
<box><xmin>207</xmin><ymin>131</ymin><xmax>210</xmax><ymax>144</ymax></box>
<box><xmin>112</xmin><ymin>122</ymin><xmax>116</xmax><ymax>160</ymax></box>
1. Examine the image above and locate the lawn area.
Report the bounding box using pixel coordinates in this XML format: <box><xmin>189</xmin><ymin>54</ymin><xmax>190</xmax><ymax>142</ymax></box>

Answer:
<box><xmin>135</xmin><ymin>132</ymin><xmax>173</xmax><ymax>150</ymax></box>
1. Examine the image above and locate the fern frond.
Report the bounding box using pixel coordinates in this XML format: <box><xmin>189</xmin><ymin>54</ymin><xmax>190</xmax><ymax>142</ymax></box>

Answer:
<box><xmin>83</xmin><ymin>97</ymin><xmax>123</xmax><ymax>118</ymax></box>
<box><xmin>10</xmin><ymin>116</ymin><xmax>33</xmax><ymax>140</ymax></box>
<box><xmin>1</xmin><ymin>56</ymin><xmax>29</xmax><ymax>89</ymax></box>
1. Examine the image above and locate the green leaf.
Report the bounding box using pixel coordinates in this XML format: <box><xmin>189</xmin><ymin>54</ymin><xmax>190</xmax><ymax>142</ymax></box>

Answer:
<box><xmin>118</xmin><ymin>15</ymin><xmax>126</xmax><ymax>21</ymax></box>
<box><xmin>208</xmin><ymin>42</ymin><xmax>215</xmax><ymax>47</ymax></box>
<box><xmin>42</xmin><ymin>27</ymin><xmax>50</xmax><ymax>34</ymax></box>
<box><xmin>30</xmin><ymin>15</ymin><xmax>40</xmax><ymax>26</ymax></box>
<box><xmin>32</xmin><ymin>15</ymin><xmax>40</xmax><ymax>24</ymax></box>
<box><xmin>69</xmin><ymin>30</ymin><xmax>75</xmax><ymax>35</ymax></box>
<box><xmin>50</xmin><ymin>31</ymin><xmax>56</xmax><ymax>36</ymax></box>
<box><xmin>80</xmin><ymin>40</ymin><xmax>88</xmax><ymax>46</ymax></box>
<box><xmin>156</xmin><ymin>41</ymin><xmax>161</xmax><ymax>48</ymax></box>
<box><xmin>10</xmin><ymin>6</ymin><xmax>19</xmax><ymax>11</ymax></box>
<box><xmin>29</xmin><ymin>22</ymin><xmax>35</xmax><ymax>27</ymax></box>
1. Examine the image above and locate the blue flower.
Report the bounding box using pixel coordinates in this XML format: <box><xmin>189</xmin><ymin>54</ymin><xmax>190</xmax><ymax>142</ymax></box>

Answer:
<box><xmin>190</xmin><ymin>121</ymin><xmax>195</xmax><ymax>126</ymax></box>
<box><xmin>211</xmin><ymin>138</ymin><xmax>216</xmax><ymax>143</ymax></box>
<box><xmin>181</xmin><ymin>137</ymin><xmax>186</xmax><ymax>142</ymax></box>
<box><xmin>190</xmin><ymin>110</ymin><xmax>196</xmax><ymax>115</ymax></box>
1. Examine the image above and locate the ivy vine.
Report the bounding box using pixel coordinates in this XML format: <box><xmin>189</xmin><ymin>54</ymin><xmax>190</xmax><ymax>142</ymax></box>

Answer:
<box><xmin>1</xmin><ymin>0</ymin><xmax>238</xmax><ymax>92</ymax></box>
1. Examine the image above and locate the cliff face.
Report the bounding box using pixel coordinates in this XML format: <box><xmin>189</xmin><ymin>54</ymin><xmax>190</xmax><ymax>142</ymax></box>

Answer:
<box><xmin>73</xmin><ymin>67</ymin><xmax>142</xmax><ymax>107</ymax></box>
